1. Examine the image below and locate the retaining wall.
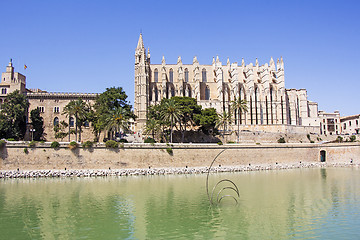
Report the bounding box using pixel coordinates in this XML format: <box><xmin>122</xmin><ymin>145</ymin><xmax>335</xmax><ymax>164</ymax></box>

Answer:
<box><xmin>0</xmin><ymin>142</ymin><xmax>359</xmax><ymax>170</ymax></box>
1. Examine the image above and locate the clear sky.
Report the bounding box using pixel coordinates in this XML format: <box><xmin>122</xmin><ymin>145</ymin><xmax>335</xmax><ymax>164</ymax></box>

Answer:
<box><xmin>1</xmin><ymin>0</ymin><xmax>359</xmax><ymax>116</ymax></box>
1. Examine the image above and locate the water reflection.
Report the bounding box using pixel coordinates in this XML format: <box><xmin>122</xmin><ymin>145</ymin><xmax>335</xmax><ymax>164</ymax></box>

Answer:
<box><xmin>0</xmin><ymin>168</ymin><xmax>360</xmax><ymax>239</ymax></box>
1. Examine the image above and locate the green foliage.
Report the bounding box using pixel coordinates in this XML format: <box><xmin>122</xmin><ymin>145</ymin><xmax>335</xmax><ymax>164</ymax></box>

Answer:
<box><xmin>144</xmin><ymin>137</ymin><xmax>156</xmax><ymax>143</ymax></box>
<box><xmin>28</xmin><ymin>140</ymin><xmax>36</xmax><ymax>148</ymax></box>
<box><xmin>23</xmin><ymin>147</ymin><xmax>28</xmax><ymax>154</ymax></box>
<box><xmin>63</xmin><ymin>98</ymin><xmax>91</xmax><ymax>142</ymax></box>
<box><xmin>166</xmin><ymin>147</ymin><xmax>173</xmax><ymax>155</ymax></box>
<box><xmin>0</xmin><ymin>90</ymin><xmax>29</xmax><ymax>140</ymax></box>
<box><xmin>336</xmin><ymin>136</ymin><xmax>343</xmax><ymax>143</ymax></box>
<box><xmin>194</xmin><ymin>108</ymin><xmax>219</xmax><ymax>135</ymax></box>
<box><xmin>217</xmin><ymin>141</ymin><xmax>223</xmax><ymax>145</ymax></box>
<box><xmin>93</xmin><ymin>87</ymin><xmax>136</xmax><ymax>140</ymax></box>
<box><xmin>227</xmin><ymin>141</ymin><xmax>235</xmax><ymax>144</ymax></box>
<box><xmin>51</xmin><ymin>141</ymin><xmax>60</xmax><ymax>149</ymax></box>
<box><xmin>307</xmin><ymin>134</ymin><xmax>311</xmax><ymax>141</ymax></box>
<box><xmin>350</xmin><ymin>135</ymin><xmax>356</xmax><ymax>142</ymax></box>
<box><xmin>119</xmin><ymin>143</ymin><xmax>124</xmax><ymax>149</ymax></box>
<box><xmin>82</xmin><ymin>141</ymin><xmax>93</xmax><ymax>149</ymax></box>
<box><xmin>0</xmin><ymin>140</ymin><xmax>6</xmax><ymax>148</ymax></box>
<box><xmin>54</xmin><ymin>120</ymin><xmax>68</xmax><ymax>141</ymax></box>
<box><xmin>7</xmin><ymin>138</ymin><xmax>15</xmax><ymax>141</ymax></box>
<box><xmin>30</xmin><ymin>108</ymin><xmax>44</xmax><ymax>141</ymax></box>
<box><xmin>231</xmin><ymin>98</ymin><xmax>248</xmax><ymax>143</ymax></box>
<box><xmin>278</xmin><ymin>137</ymin><xmax>286</xmax><ymax>143</ymax></box>
<box><xmin>119</xmin><ymin>138</ymin><xmax>128</xmax><ymax>143</ymax></box>
<box><xmin>68</xmin><ymin>141</ymin><xmax>78</xmax><ymax>150</ymax></box>
<box><xmin>105</xmin><ymin>140</ymin><xmax>119</xmax><ymax>148</ymax></box>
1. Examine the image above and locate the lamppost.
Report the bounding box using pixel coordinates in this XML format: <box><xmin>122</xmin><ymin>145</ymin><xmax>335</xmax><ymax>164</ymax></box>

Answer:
<box><xmin>30</xmin><ymin>129</ymin><xmax>36</xmax><ymax>141</ymax></box>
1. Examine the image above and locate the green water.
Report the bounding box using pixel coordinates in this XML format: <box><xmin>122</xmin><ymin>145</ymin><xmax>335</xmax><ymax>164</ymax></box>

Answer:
<box><xmin>1</xmin><ymin>168</ymin><xmax>360</xmax><ymax>239</ymax></box>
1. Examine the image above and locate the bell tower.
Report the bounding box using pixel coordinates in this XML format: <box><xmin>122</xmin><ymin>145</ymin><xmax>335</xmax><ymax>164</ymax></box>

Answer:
<box><xmin>134</xmin><ymin>34</ymin><xmax>150</xmax><ymax>131</ymax></box>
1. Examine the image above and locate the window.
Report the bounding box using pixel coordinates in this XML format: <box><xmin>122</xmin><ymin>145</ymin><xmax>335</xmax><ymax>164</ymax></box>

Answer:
<box><xmin>344</xmin><ymin>123</ymin><xmax>346</xmax><ymax>130</ymax></box>
<box><xmin>205</xmin><ymin>86</ymin><xmax>210</xmax><ymax>100</ymax></box>
<box><xmin>349</xmin><ymin>121</ymin><xmax>352</xmax><ymax>127</ymax></box>
<box><xmin>69</xmin><ymin>117</ymin><xmax>74</xmax><ymax>127</ymax></box>
<box><xmin>37</xmin><ymin>106</ymin><xmax>45</xmax><ymax>113</ymax></box>
<box><xmin>84</xmin><ymin>120</ymin><xmax>90</xmax><ymax>128</ymax></box>
<box><xmin>202</xmin><ymin>69</ymin><xmax>207</xmax><ymax>82</ymax></box>
<box><xmin>169</xmin><ymin>69</ymin><xmax>173</xmax><ymax>83</ymax></box>
<box><xmin>53</xmin><ymin>117</ymin><xmax>59</xmax><ymax>126</ymax></box>
<box><xmin>356</xmin><ymin>120</ymin><xmax>359</xmax><ymax>126</ymax></box>
<box><xmin>54</xmin><ymin>107</ymin><xmax>60</xmax><ymax>113</ymax></box>
<box><xmin>1</xmin><ymin>88</ymin><xmax>6</xmax><ymax>94</ymax></box>
<box><xmin>154</xmin><ymin>69</ymin><xmax>158</xmax><ymax>82</ymax></box>
<box><xmin>185</xmin><ymin>69</ymin><xmax>189</xmax><ymax>82</ymax></box>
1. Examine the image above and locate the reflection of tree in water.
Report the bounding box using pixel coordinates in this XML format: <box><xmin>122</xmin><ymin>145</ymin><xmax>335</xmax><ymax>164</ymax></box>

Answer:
<box><xmin>320</xmin><ymin>168</ymin><xmax>327</xmax><ymax>180</ymax></box>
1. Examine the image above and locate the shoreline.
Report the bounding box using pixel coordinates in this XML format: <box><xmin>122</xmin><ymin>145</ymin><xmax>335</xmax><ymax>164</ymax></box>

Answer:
<box><xmin>1</xmin><ymin>162</ymin><xmax>358</xmax><ymax>179</ymax></box>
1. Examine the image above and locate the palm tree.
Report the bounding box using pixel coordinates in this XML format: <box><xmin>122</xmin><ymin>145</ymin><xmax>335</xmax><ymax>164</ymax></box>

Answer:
<box><xmin>160</xmin><ymin>99</ymin><xmax>182</xmax><ymax>143</ymax></box>
<box><xmin>63</xmin><ymin>98</ymin><xmax>88</xmax><ymax>142</ymax></box>
<box><xmin>216</xmin><ymin>111</ymin><xmax>232</xmax><ymax>142</ymax></box>
<box><xmin>104</xmin><ymin>107</ymin><xmax>130</xmax><ymax>140</ymax></box>
<box><xmin>144</xmin><ymin>118</ymin><xmax>161</xmax><ymax>140</ymax></box>
<box><xmin>231</xmin><ymin>98</ymin><xmax>248</xmax><ymax>143</ymax></box>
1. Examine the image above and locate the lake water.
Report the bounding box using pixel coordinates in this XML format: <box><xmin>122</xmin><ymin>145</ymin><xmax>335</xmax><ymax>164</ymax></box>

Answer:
<box><xmin>1</xmin><ymin>167</ymin><xmax>360</xmax><ymax>239</ymax></box>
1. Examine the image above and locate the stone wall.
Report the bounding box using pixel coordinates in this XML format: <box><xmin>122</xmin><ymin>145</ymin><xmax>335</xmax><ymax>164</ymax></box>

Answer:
<box><xmin>0</xmin><ymin>142</ymin><xmax>359</xmax><ymax>170</ymax></box>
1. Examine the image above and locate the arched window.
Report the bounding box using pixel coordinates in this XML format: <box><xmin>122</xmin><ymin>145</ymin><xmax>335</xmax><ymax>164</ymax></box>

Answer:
<box><xmin>202</xmin><ymin>69</ymin><xmax>207</xmax><ymax>82</ymax></box>
<box><xmin>69</xmin><ymin>117</ymin><xmax>74</xmax><ymax>127</ymax></box>
<box><xmin>1</xmin><ymin>88</ymin><xmax>7</xmax><ymax>94</ymax></box>
<box><xmin>154</xmin><ymin>69</ymin><xmax>158</xmax><ymax>82</ymax></box>
<box><xmin>53</xmin><ymin>117</ymin><xmax>59</xmax><ymax>126</ymax></box>
<box><xmin>185</xmin><ymin>69</ymin><xmax>189</xmax><ymax>82</ymax></box>
<box><xmin>84</xmin><ymin>120</ymin><xmax>90</xmax><ymax>127</ymax></box>
<box><xmin>169</xmin><ymin>69</ymin><xmax>173</xmax><ymax>83</ymax></box>
<box><xmin>205</xmin><ymin>86</ymin><xmax>210</xmax><ymax>100</ymax></box>
<box><xmin>171</xmin><ymin>87</ymin><xmax>175</xmax><ymax>97</ymax></box>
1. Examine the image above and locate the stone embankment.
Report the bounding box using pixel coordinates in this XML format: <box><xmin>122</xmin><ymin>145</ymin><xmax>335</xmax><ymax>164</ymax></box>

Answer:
<box><xmin>1</xmin><ymin>162</ymin><xmax>358</xmax><ymax>179</ymax></box>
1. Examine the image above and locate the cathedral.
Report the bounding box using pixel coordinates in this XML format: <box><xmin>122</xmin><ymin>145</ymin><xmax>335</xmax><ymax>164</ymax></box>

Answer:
<box><xmin>134</xmin><ymin>34</ymin><xmax>320</xmax><ymax>134</ymax></box>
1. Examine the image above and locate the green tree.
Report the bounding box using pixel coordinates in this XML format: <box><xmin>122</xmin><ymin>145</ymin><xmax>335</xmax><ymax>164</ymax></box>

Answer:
<box><xmin>63</xmin><ymin>98</ymin><xmax>90</xmax><ymax>142</ymax></box>
<box><xmin>94</xmin><ymin>87</ymin><xmax>135</xmax><ymax>141</ymax></box>
<box><xmin>144</xmin><ymin>118</ymin><xmax>161</xmax><ymax>140</ymax></box>
<box><xmin>230</xmin><ymin>98</ymin><xmax>248</xmax><ymax>143</ymax></box>
<box><xmin>216</xmin><ymin>111</ymin><xmax>232</xmax><ymax>142</ymax></box>
<box><xmin>104</xmin><ymin>107</ymin><xmax>132</xmax><ymax>140</ymax></box>
<box><xmin>160</xmin><ymin>98</ymin><xmax>182</xmax><ymax>143</ymax></box>
<box><xmin>171</xmin><ymin>96</ymin><xmax>202</xmax><ymax>142</ymax></box>
<box><xmin>30</xmin><ymin>108</ymin><xmax>44</xmax><ymax>141</ymax></box>
<box><xmin>54</xmin><ymin>120</ymin><xmax>68</xmax><ymax>141</ymax></box>
<box><xmin>194</xmin><ymin>108</ymin><xmax>219</xmax><ymax>135</ymax></box>
<box><xmin>0</xmin><ymin>90</ymin><xmax>29</xmax><ymax>140</ymax></box>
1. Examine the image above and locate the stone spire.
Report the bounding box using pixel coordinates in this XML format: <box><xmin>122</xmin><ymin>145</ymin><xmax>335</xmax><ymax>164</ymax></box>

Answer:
<box><xmin>269</xmin><ymin>57</ymin><xmax>275</xmax><ymax>70</ymax></box>
<box><xmin>241</xmin><ymin>58</ymin><xmax>245</xmax><ymax>67</ymax></box>
<box><xmin>177</xmin><ymin>56</ymin><xmax>182</xmax><ymax>65</ymax></box>
<box><xmin>212</xmin><ymin>57</ymin><xmax>215</xmax><ymax>65</ymax></box>
<box><xmin>193</xmin><ymin>56</ymin><xmax>198</xmax><ymax>64</ymax></box>
<box><xmin>162</xmin><ymin>55</ymin><xmax>166</xmax><ymax>65</ymax></box>
<box><xmin>227</xmin><ymin>57</ymin><xmax>230</xmax><ymax>66</ymax></box>
<box><xmin>147</xmin><ymin>47</ymin><xmax>150</xmax><ymax>59</ymax></box>
<box><xmin>136</xmin><ymin>33</ymin><xmax>144</xmax><ymax>50</ymax></box>
<box><xmin>216</xmin><ymin>55</ymin><xmax>219</xmax><ymax>63</ymax></box>
<box><xmin>255</xmin><ymin>58</ymin><xmax>259</xmax><ymax>67</ymax></box>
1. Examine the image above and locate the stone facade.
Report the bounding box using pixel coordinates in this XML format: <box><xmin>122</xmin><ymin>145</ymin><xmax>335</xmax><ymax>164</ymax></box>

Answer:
<box><xmin>134</xmin><ymin>34</ymin><xmax>320</xmax><ymax>134</ymax></box>
<box><xmin>318</xmin><ymin>110</ymin><xmax>341</xmax><ymax>135</ymax></box>
<box><xmin>340</xmin><ymin>114</ymin><xmax>360</xmax><ymax>135</ymax></box>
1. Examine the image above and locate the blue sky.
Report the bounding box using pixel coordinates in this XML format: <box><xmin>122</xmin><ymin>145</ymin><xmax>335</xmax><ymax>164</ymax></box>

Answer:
<box><xmin>1</xmin><ymin>0</ymin><xmax>359</xmax><ymax>116</ymax></box>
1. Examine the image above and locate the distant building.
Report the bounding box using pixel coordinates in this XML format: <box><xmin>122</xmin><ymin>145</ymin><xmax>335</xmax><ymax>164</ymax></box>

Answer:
<box><xmin>134</xmin><ymin>34</ymin><xmax>321</xmax><ymax>134</ymax></box>
<box><xmin>318</xmin><ymin>111</ymin><xmax>341</xmax><ymax>135</ymax></box>
<box><xmin>341</xmin><ymin>114</ymin><xmax>360</xmax><ymax>135</ymax></box>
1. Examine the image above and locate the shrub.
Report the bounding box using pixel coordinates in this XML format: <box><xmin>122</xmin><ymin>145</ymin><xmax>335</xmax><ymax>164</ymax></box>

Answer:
<box><xmin>51</xmin><ymin>141</ymin><xmax>60</xmax><ymax>149</ymax></box>
<box><xmin>310</xmin><ymin>140</ymin><xmax>315</xmax><ymax>143</ymax></box>
<box><xmin>166</xmin><ymin>147</ymin><xmax>173</xmax><ymax>155</ymax></box>
<box><xmin>119</xmin><ymin>143</ymin><xmax>124</xmax><ymax>149</ymax></box>
<box><xmin>24</xmin><ymin>147</ymin><xmax>28</xmax><ymax>154</ymax></box>
<box><xmin>40</xmin><ymin>140</ymin><xmax>45</xmax><ymax>144</ymax></box>
<box><xmin>119</xmin><ymin>138</ymin><xmax>128</xmax><ymax>143</ymax></box>
<box><xmin>28</xmin><ymin>140</ymin><xmax>36</xmax><ymax>148</ymax></box>
<box><xmin>0</xmin><ymin>140</ymin><xmax>6</xmax><ymax>148</ymax></box>
<box><xmin>278</xmin><ymin>137</ymin><xmax>286</xmax><ymax>143</ymax></box>
<box><xmin>144</xmin><ymin>137</ymin><xmax>156</xmax><ymax>144</ymax></box>
<box><xmin>227</xmin><ymin>141</ymin><xmax>235</xmax><ymax>144</ymax></box>
<box><xmin>7</xmin><ymin>138</ymin><xmax>15</xmax><ymax>141</ymax></box>
<box><xmin>336</xmin><ymin>136</ymin><xmax>343</xmax><ymax>143</ymax></box>
<box><xmin>350</xmin><ymin>135</ymin><xmax>356</xmax><ymax>142</ymax></box>
<box><xmin>306</xmin><ymin>134</ymin><xmax>311</xmax><ymax>141</ymax></box>
<box><xmin>82</xmin><ymin>141</ymin><xmax>93</xmax><ymax>149</ymax></box>
<box><xmin>105</xmin><ymin>140</ymin><xmax>119</xmax><ymax>148</ymax></box>
<box><xmin>217</xmin><ymin>141</ymin><xmax>223</xmax><ymax>145</ymax></box>
<box><xmin>68</xmin><ymin>141</ymin><xmax>78</xmax><ymax>150</ymax></box>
